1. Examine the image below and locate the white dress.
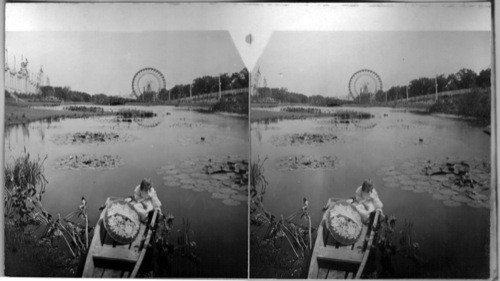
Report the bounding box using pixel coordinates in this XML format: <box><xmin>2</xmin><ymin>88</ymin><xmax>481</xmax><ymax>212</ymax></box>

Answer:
<box><xmin>354</xmin><ymin>186</ymin><xmax>383</xmax><ymax>222</ymax></box>
<box><xmin>133</xmin><ymin>185</ymin><xmax>162</xmax><ymax>221</ymax></box>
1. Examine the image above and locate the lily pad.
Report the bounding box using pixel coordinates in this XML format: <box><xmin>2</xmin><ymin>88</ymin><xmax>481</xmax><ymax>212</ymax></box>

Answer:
<box><xmin>180</xmin><ymin>184</ymin><xmax>195</xmax><ymax>190</ymax></box>
<box><xmin>385</xmin><ymin>182</ymin><xmax>399</xmax><ymax>188</ymax></box>
<box><xmin>467</xmin><ymin>201</ymin><xmax>483</xmax><ymax>208</ymax></box>
<box><xmin>161</xmin><ymin>164</ymin><xmax>176</xmax><ymax>170</ymax></box>
<box><xmin>439</xmin><ymin>189</ymin><xmax>458</xmax><ymax>196</ymax></box>
<box><xmin>181</xmin><ymin>179</ymin><xmax>197</xmax><ymax>185</ymax></box>
<box><xmin>231</xmin><ymin>194</ymin><xmax>248</xmax><ymax>201</ymax></box>
<box><xmin>382</xmin><ymin>177</ymin><xmax>398</xmax><ymax>183</ymax></box>
<box><xmin>415</xmin><ymin>181</ymin><xmax>430</xmax><ymax>187</ymax></box>
<box><xmin>217</xmin><ymin>187</ymin><xmax>236</xmax><ymax>195</ymax></box>
<box><xmin>480</xmin><ymin>201</ymin><xmax>490</xmax><ymax>209</ymax></box>
<box><xmin>430</xmin><ymin>175</ymin><xmax>449</xmax><ymax>182</ymax></box>
<box><xmin>191</xmin><ymin>173</ymin><xmax>210</xmax><ymax>179</ymax></box>
<box><xmin>212</xmin><ymin>174</ymin><xmax>230</xmax><ymax>181</ymax></box>
<box><xmin>432</xmin><ymin>194</ymin><xmax>450</xmax><ymax>201</ymax></box>
<box><xmin>400</xmin><ymin>179</ymin><xmax>416</xmax><ymax>186</ymax></box>
<box><xmin>222</xmin><ymin>198</ymin><xmax>241</xmax><ymax>206</ymax></box>
<box><xmin>471</xmin><ymin>193</ymin><xmax>488</xmax><ymax>201</ymax></box>
<box><xmin>381</xmin><ymin>166</ymin><xmax>395</xmax><ymax>172</ymax></box>
<box><xmin>164</xmin><ymin>181</ymin><xmax>181</xmax><ymax>188</ymax></box>
<box><xmin>212</xmin><ymin>193</ymin><xmax>230</xmax><ymax>199</ymax></box>
<box><xmin>401</xmin><ymin>185</ymin><xmax>414</xmax><ymax>191</ymax></box>
<box><xmin>155</xmin><ymin>169</ymin><xmax>166</xmax><ymax>175</ymax></box>
<box><xmin>386</xmin><ymin>171</ymin><xmax>400</xmax><ymax>176</ymax></box>
<box><xmin>176</xmin><ymin>174</ymin><xmax>191</xmax><ymax>180</ymax></box>
<box><xmin>451</xmin><ymin>194</ymin><xmax>472</xmax><ymax>203</ymax></box>
<box><xmin>443</xmin><ymin>200</ymin><xmax>462</xmax><ymax>207</ymax></box>
<box><xmin>410</xmin><ymin>174</ymin><xmax>428</xmax><ymax>181</ymax></box>
<box><xmin>396</xmin><ymin>175</ymin><xmax>411</xmax><ymax>181</ymax></box>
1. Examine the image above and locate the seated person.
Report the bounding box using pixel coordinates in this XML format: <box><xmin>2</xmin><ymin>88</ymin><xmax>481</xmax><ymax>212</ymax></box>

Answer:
<box><xmin>349</xmin><ymin>179</ymin><xmax>383</xmax><ymax>223</ymax></box>
<box><xmin>131</xmin><ymin>177</ymin><xmax>162</xmax><ymax>221</ymax></box>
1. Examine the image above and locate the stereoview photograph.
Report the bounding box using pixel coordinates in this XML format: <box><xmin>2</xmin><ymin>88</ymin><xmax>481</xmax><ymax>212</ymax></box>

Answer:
<box><xmin>4</xmin><ymin>4</ymin><xmax>249</xmax><ymax>278</ymax></box>
<box><xmin>250</xmin><ymin>27</ymin><xmax>493</xmax><ymax>280</ymax></box>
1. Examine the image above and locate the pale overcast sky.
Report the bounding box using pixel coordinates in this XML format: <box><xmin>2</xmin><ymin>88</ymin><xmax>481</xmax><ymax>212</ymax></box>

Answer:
<box><xmin>4</xmin><ymin>3</ymin><xmax>491</xmax><ymax>97</ymax></box>
<box><xmin>6</xmin><ymin>31</ymin><xmax>245</xmax><ymax>96</ymax></box>
<box><xmin>256</xmin><ymin>31</ymin><xmax>492</xmax><ymax>97</ymax></box>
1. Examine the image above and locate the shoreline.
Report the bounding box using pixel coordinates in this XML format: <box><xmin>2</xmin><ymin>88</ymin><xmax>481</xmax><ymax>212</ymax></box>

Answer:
<box><xmin>4</xmin><ymin>101</ymin><xmax>247</xmax><ymax>127</ymax></box>
<box><xmin>4</xmin><ymin>104</ymin><xmax>113</xmax><ymax>127</ymax></box>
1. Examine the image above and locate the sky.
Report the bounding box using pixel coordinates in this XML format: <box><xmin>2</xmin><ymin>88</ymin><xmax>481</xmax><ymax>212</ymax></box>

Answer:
<box><xmin>4</xmin><ymin>3</ymin><xmax>492</xmax><ymax>97</ymax></box>
<box><xmin>6</xmin><ymin>31</ymin><xmax>245</xmax><ymax>96</ymax></box>
<box><xmin>255</xmin><ymin>31</ymin><xmax>492</xmax><ymax>97</ymax></box>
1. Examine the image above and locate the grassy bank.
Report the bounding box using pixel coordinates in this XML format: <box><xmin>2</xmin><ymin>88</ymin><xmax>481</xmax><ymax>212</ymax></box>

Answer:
<box><xmin>4</xmin><ymin>102</ymin><xmax>112</xmax><ymax>127</ymax></box>
<box><xmin>186</xmin><ymin>94</ymin><xmax>248</xmax><ymax>115</ymax></box>
<box><xmin>429</xmin><ymin>88</ymin><xmax>491</xmax><ymax>124</ymax></box>
<box><xmin>251</xmin><ymin>108</ymin><xmax>373</xmax><ymax>123</ymax></box>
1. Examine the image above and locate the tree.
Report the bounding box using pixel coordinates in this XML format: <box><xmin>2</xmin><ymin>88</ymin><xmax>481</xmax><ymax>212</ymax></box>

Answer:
<box><xmin>409</xmin><ymin>77</ymin><xmax>434</xmax><ymax>97</ymax></box>
<box><xmin>455</xmin><ymin>68</ymin><xmax>477</xmax><ymax>89</ymax></box>
<box><xmin>476</xmin><ymin>68</ymin><xmax>491</xmax><ymax>88</ymax></box>
<box><xmin>436</xmin><ymin>74</ymin><xmax>447</xmax><ymax>92</ymax></box>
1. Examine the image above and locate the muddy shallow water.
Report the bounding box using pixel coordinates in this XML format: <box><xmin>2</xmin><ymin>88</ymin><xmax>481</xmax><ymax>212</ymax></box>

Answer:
<box><xmin>251</xmin><ymin>106</ymin><xmax>491</xmax><ymax>278</ymax></box>
<box><xmin>5</xmin><ymin>105</ymin><xmax>248</xmax><ymax>278</ymax></box>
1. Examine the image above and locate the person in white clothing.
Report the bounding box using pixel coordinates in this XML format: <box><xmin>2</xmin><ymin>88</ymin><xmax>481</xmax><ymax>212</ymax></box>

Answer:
<box><xmin>351</xmin><ymin>179</ymin><xmax>383</xmax><ymax>222</ymax></box>
<box><xmin>131</xmin><ymin>177</ymin><xmax>162</xmax><ymax>221</ymax></box>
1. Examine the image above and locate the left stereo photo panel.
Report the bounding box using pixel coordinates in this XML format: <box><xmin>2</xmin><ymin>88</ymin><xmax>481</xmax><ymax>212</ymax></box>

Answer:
<box><xmin>4</xmin><ymin>3</ymin><xmax>250</xmax><ymax>278</ymax></box>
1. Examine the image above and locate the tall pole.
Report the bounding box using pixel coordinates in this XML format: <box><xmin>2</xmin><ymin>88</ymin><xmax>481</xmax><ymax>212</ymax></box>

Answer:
<box><xmin>406</xmin><ymin>85</ymin><xmax>409</xmax><ymax>101</ymax></box>
<box><xmin>218</xmin><ymin>74</ymin><xmax>222</xmax><ymax>99</ymax></box>
<box><xmin>435</xmin><ymin>75</ymin><xmax>438</xmax><ymax>101</ymax></box>
<box><xmin>190</xmin><ymin>84</ymin><xmax>192</xmax><ymax>99</ymax></box>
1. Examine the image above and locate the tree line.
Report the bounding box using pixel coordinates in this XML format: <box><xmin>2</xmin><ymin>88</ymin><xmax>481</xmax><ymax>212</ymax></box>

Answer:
<box><xmin>375</xmin><ymin>68</ymin><xmax>491</xmax><ymax>102</ymax></box>
<box><xmin>252</xmin><ymin>87</ymin><xmax>343</xmax><ymax>107</ymax></box>
<box><xmin>142</xmin><ymin>68</ymin><xmax>249</xmax><ymax>102</ymax></box>
<box><xmin>11</xmin><ymin>68</ymin><xmax>249</xmax><ymax>104</ymax></box>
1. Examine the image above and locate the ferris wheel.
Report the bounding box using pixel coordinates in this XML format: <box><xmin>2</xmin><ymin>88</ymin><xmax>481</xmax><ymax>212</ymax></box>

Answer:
<box><xmin>348</xmin><ymin>69</ymin><xmax>383</xmax><ymax>101</ymax></box>
<box><xmin>131</xmin><ymin>67</ymin><xmax>166</xmax><ymax>99</ymax></box>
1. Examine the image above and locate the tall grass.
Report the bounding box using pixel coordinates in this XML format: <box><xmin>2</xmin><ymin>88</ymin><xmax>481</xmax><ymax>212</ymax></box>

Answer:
<box><xmin>4</xmin><ymin>149</ymin><xmax>48</xmax><ymax>222</ymax></box>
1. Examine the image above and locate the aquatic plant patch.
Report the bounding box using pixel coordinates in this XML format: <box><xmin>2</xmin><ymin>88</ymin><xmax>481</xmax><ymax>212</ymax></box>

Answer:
<box><xmin>52</xmin><ymin>131</ymin><xmax>134</xmax><ymax>145</ymax></box>
<box><xmin>55</xmin><ymin>154</ymin><xmax>123</xmax><ymax>170</ymax></box>
<box><xmin>276</xmin><ymin>155</ymin><xmax>343</xmax><ymax>171</ymax></box>
<box><xmin>379</xmin><ymin>157</ymin><xmax>490</xmax><ymax>209</ymax></box>
<box><xmin>270</xmin><ymin>133</ymin><xmax>342</xmax><ymax>146</ymax></box>
<box><xmin>177</xmin><ymin>134</ymin><xmax>234</xmax><ymax>146</ymax></box>
<box><xmin>156</xmin><ymin>155</ymin><xmax>248</xmax><ymax>207</ymax></box>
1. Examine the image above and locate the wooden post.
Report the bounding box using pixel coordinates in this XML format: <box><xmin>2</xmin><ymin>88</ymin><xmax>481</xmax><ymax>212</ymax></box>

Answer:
<box><xmin>435</xmin><ymin>76</ymin><xmax>438</xmax><ymax>101</ymax></box>
<box><xmin>219</xmin><ymin>74</ymin><xmax>222</xmax><ymax>99</ymax></box>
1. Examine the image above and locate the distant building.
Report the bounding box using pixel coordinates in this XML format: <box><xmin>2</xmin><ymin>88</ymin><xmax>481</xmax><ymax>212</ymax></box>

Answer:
<box><xmin>4</xmin><ymin>50</ymin><xmax>48</xmax><ymax>95</ymax></box>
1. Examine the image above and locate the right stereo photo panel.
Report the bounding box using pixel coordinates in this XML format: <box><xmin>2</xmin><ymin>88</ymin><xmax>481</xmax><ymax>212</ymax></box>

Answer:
<box><xmin>249</xmin><ymin>6</ymin><xmax>493</xmax><ymax>279</ymax></box>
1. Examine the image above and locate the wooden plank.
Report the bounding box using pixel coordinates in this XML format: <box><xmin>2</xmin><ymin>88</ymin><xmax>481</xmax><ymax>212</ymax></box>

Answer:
<box><xmin>309</xmin><ymin>212</ymin><xmax>327</xmax><ymax>279</ymax></box>
<box><xmin>101</xmin><ymin>268</ymin><xmax>124</xmax><ymax>278</ymax></box>
<box><xmin>82</xmin><ymin>218</ymin><xmax>103</xmax><ymax>277</ymax></box>
<box><xmin>92</xmin><ymin>267</ymin><xmax>105</xmax><ymax>278</ymax></box>
<box><xmin>130</xmin><ymin>209</ymin><xmax>158</xmax><ymax>277</ymax></box>
<box><xmin>346</xmin><ymin>271</ymin><xmax>354</xmax><ymax>279</ymax></box>
<box><xmin>317</xmin><ymin>267</ymin><xmax>329</xmax><ymax>279</ymax></box>
<box><xmin>355</xmin><ymin>210</ymin><xmax>380</xmax><ymax>279</ymax></box>
<box><xmin>326</xmin><ymin>269</ymin><xmax>346</xmax><ymax>279</ymax></box>
<box><xmin>317</xmin><ymin>246</ymin><xmax>363</xmax><ymax>264</ymax></box>
<box><xmin>93</xmin><ymin>245</ymin><xmax>140</xmax><ymax>264</ymax></box>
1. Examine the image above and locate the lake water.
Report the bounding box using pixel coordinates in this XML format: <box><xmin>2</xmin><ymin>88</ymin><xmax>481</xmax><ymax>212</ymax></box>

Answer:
<box><xmin>251</xmin><ymin>106</ymin><xmax>491</xmax><ymax>278</ymax></box>
<box><xmin>5</xmin><ymin>105</ymin><xmax>248</xmax><ymax>278</ymax></box>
